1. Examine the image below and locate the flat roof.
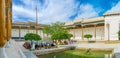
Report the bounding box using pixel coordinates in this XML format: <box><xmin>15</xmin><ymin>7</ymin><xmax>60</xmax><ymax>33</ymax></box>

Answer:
<box><xmin>104</xmin><ymin>12</ymin><xmax>120</xmax><ymax>16</ymax></box>
<box><xmin>65</xmin><ymin>17</ymin><xmax>104</xmax><ymax>26</ymax></box>
<box><xmin>12</xmin><ymin>22</ymin><xmax>46</xmax><ymax>27</ymax></box>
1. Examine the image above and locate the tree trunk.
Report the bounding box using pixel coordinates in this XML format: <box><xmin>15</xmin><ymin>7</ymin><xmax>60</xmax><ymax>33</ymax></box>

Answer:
<box><xmin>31</xmin><ymin>40</ymin><xmax>35</xmax><ymax>50</ymax></box>
<box><xmin>0</xmin><ymin>47</ymin><xmax>7</xmax><ymax>58</ymax></box>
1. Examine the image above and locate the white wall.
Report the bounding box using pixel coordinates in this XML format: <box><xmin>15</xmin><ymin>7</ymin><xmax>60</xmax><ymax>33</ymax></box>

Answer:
<box><xmin>12</xmin><ymin>29</ymin><xmax>19</xmax><ymax>37</ymax></box>
<box><xmin>12</xmin><ymin>29</ymin><xmax>45</xmax><ymax>40</ymax></box>
<box><xmin>105</xmin><ymin>15</ymin><xmax>120</xmax><ymax>40</ymax></box>
<box><xmin>69</xmin><ymin>26</ymin><xmax>104</xmax><ymax>40</ymax></box>
<box><xmin>69</xmin><ymin>29</ymin><xmax>74</xmax><ymax>39</ymax></box>
<box><xmin>84</xmin><ymin>27</ymin><xmax>94</xmax><ymax>40</ymax></box>
<box><xmin>21</xmin><ymin>29</ymin><xmax>28</xmax><ymax>37</ymax></box>
<box><xmin>29</xmin><ymin>29</ymin><xmax>36</xmax><ymax>34</ymax></box>
<box><xmin>75</xmin><ymin>29</ymin><xmax>82</xmax><ymax>40</ymax></box>
<box><xmin>96</xmin><ymin>26</ymin><xmax>104</xmax><ymax>40</ymax></box>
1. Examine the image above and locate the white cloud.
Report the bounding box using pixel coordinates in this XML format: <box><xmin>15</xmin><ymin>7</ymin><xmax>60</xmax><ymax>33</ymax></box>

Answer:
<box><xmin>106</xmin><ymin>2</ymin><xmax>120</xmax><ymax>13</ymax></box>
<box><xmin>13</xmin><ymin>0</ymin><xmax>98</xmax><ymax>24</ymax></box>
<box><xmin>13</xmin><ymin>0</ymin><xmax>78</xmax><ymax>24</ymax></box>
<box><xmin>39</xmin><ymin>0</ymin><xmax>79</xmax><ymax>24</ymax></box>
<box><xmin>75</xmin><ymin>4</ymin><xmax>98</xmax><ymax>19</ymax></box>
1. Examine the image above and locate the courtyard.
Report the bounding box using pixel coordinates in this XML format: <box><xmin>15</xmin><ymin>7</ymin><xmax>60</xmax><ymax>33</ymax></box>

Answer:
<box><xmin>1</xmin><ymin>0</ymin><xmax>120</xmax><ymax>58</ymax></box>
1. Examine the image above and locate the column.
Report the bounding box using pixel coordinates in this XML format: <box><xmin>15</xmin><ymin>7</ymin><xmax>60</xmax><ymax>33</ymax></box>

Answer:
<box><xmin>106</xmin><ymin>23</ymin><xmax>110</xmax><ymax>41</ymax></box>
<box><xmin>94</xmin><ymin>24</ymin><xmax>97</xmax><ymax>40</ymax></box>
<box><xmin>42</xmin><ymin>31</ymin><xmax>44</xmax><ymax>40</ymax></box>
<box><xmin>0</xmin><ymin>0</ymin><xmax>7</xmax><ymax>58</ymax></box>
<box><xmin>5</xmin><ymin>0</ymin><xmax>12</xmax><ymax>47</ymax></box>
<box><xmin>27</xmin><ymin>26</ymin><xmax>30</xmax><ymax>33</ymax></box>
<box><xmin>6</xmin><ymin>1</ymin><xmax>12</xmax><ymax>41</ymax></box>
<box><xmin>73</xmin><ymin>29</ymin><xmax>76</xmax><ymax>39</ymax></box>
<box><xmin>82</xmin><ymin>26</ymin><xmax>84</xmax><ymax>40</ymax></box>
<box><xmin>19</xmin><ymin>25</ymin><xmax>21</xmax><ymax>39</ymax></box>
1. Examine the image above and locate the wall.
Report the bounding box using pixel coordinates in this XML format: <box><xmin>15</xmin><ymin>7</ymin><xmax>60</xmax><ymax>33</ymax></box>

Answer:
<box><xmin>12</xmin><ymin>28</ymin><xmax>45</xmax><ymax>39</ymax></box>
<box><xmin>69</xmin><ymin>26</ymin><xmax>104</xmax><ymax>40</ymax></box>
<box><xmin>105</xmin><ymin>15</ymin><xmax>120</xmax><ymax>40</ymax></box>
<box><xmin>12</xmin><ymin>29</ymin><xmax>19</xmax><ymax>37</ymax></box>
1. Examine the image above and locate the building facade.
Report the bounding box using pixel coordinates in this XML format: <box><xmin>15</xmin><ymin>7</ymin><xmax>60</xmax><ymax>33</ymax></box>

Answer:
<box><xmin>12</xmin><ymin>22</ymin><xmax>48</xmax><ymax>40</ymax></box>
<box><xmin>11</xmin><ymin>12</ymin><xmax>120</xmax><ymax>41</ymax></box>
<box><xmin>65</xmin><ymin>12</ymin><xmax>120</xmax><ymax>41</ymax></box>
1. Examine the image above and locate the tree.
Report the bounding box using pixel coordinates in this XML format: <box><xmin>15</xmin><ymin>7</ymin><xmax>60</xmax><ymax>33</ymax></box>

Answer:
<box><xmin>43</xmin><ymin>22</ymin><xmax>66</xmax><ymax>35</ymax></box>
<box><xmin>43</xmin><ymin>25</ymin><xmax>52</xmax><ymax>35</ymax></box>
<box><xmin>24</xmin><ymin>33</ymin><xmax>41</xmax><ymax>41</ymax></box>
<box><xmin>51</xmin><ymin>30</ymin><xmax>73</xmax><ymax>40</ymax></box>
<box><xmin>118</xmin><ymin>31</ymin><xmax>120</xmax><ymax>40</ymax></box>
<box><xmin>24</xmin><ymin>33</ymin><xmax>42</xmax><ymax>49</ymax></box>
<box><xmin>84</xmin><ymin>34</ymin><xmax>92</xmax><ymax>40</ymax></box>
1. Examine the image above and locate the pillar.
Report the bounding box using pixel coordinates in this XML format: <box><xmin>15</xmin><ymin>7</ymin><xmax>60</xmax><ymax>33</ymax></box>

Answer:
<box><xmin>73</xmin><ymin>29</ymin><xmax>76</xmax><ymax>39</ymax></box>
<box><xmin>94</xmin><ymin>24</ymin><xmax>97</xmax><ymax>40</ymax></box>
<box><xmin>19</xmin><ymin>25</ymin><xmax>21</xmax><ymax>39</ymax></box>
<box><xmin>27</xmin><ymin>26</ymin><xmax>30</xmax><ymax>33</ymax></box>
<box><xmin>5</xmin><ymin>0</ymin><xmax>12</xmax><ymax>48</ymax></box>
<box><xmin>107</xmin><ymin>24</ymin><xmax>110</xmax><ymax>41</ymax></box>
<box><xmin>82</xmin><ymin>26</ymin><xmax>84</xmax><ymax>40</ymax></box>
<box><xmin>42</xmin><ymin>31</ymin><xmax>44</xmax><ymax>40</ymax></box>
<box><xmin>0</xmin><ymin>0</ymin><xmax>7</xmax><ymax>58</ymax></box>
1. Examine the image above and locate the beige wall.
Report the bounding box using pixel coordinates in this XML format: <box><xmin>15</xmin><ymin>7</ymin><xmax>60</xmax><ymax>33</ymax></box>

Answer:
<box><xmin>12</xmin><ymin>29</ymin><xmax>45</xmax><ymax>39</ymax></box>
<box><xmin>69</xmin><ymin>26</ymin><xmax>104</xmax><ymax>40</ymax></box>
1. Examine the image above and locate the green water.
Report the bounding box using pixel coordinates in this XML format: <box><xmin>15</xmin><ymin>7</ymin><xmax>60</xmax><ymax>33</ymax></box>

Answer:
<box><xmin>38</xmin><ymin>50</ymin><xmax>112</xmax><ymax>58</ymax></box>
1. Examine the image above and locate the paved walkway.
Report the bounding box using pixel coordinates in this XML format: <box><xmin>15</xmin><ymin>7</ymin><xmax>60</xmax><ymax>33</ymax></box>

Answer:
<box><xmin>6</xmin><ymin>40</ymin><xmax>26</xmax><ymax>58</ymax></box>
<box><xmin>15</xmin><ymin>41</ymin><xmax>120</xmax><ymax>58</ymax></box>
<box><xmin>16</xmin><ymin>41</ymin><xmax>37</xmax><ymax>58</ymax></box>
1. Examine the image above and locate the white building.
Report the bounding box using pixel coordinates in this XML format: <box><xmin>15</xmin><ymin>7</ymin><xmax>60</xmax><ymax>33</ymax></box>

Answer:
<box><xmin>65</xmin><ymin>12</ymin><xmax>120</xmax><ymax>41</ymax></box>
<box><xmin>12</xmin><ymin>12</ymin><xmax>120</xmax><ymax>41</ymax></box>
<box><xmin>12</xmin><ymin>22</ymin><xmax>48</xmax><ymax>40</ymax></box>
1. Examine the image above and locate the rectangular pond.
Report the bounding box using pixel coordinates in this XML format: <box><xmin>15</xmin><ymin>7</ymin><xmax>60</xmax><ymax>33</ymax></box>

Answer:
<box><xmin>37</xmin><ymin>50</ymin><xmax>112</xmax><ymax>58</ymax></box>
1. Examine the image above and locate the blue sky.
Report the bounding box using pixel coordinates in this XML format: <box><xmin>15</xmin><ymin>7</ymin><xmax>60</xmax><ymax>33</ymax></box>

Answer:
<box><xmin>12</xmin><ymin>0</ymin><xmax>120</xmax><ymax>24</ymax></box>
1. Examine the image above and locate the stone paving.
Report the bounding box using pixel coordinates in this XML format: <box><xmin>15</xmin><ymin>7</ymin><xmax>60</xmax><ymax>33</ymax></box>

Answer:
<box><xmin>6</xmin><ymin>40</ymin><xmax>26</xmax><ymax>58</ymax></box>
<box><xmin>13</xmin><ymin>41</ymin><xmax>120</xmax><ymax>58</ymax></box>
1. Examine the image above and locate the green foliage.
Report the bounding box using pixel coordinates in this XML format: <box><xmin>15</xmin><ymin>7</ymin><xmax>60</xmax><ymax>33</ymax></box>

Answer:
<box><xmin>43</xmin><ymin>22</ymin><xmax>73</xmax><ymax>40</ymax></box>
<box><xmin>118</xmin><ymin>30</ymin><xmax>120</xmax><ymax>40</ymax></box>
<box><xmin>84</xmin><ymin>34</ymin><xmax>93</xmax><ymax>40</ymax></box>
<box><xmin>43</xmin><ymin>25</ymin><xmax>53</xmax><ymax>35</ymax></box>
<box><xmin>51</xmin><ymin>31</ymin><xmax>73</xmax><ymax>40</ymax></box>
<box><xmin>24</xmin><ymin>33</ymin><xmax>42</xmax><ymax>41</ymax></box>
<box><xmin>43</xmin><ymin>22</ymin><xmax>66</xmax><ymax>35</ymax></box>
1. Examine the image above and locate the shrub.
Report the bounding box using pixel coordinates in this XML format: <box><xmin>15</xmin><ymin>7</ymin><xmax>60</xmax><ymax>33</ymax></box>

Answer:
<box><xmin>51</xmin><ymin>31</ymin><xmax>73</xmax><ymax>40</ymax></box>
<box><xmin>118</xmin><ymin>31</ymin><xmax>120</xmax><ymax>40</ymax></box>
<box><xmin>24</xmin><ymin>33</ymin><xmax>42</xmax><ymax>50</ymax></box>
<box><xmin>24</xmin><ymin>33</ymin><xmax>41</xmax><ymax>41</ymax></box>
<box><xmin>84</xmin><ymin>34</ymin><xmax>92</xmax><ymax>40</ymax></box>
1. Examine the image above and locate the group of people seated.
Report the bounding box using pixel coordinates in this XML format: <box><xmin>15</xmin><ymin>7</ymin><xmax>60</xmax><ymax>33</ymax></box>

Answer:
<box><xmin>23</xmin><ymin>39</ymin><xmax>73</xmax><ymax>50</ymax></box>
<box><xmin>35</xmin><ymin>42</ymin><xmax>57</xmax><ymax>50</ymax></box>
<box><xmin>23</xmin><ymin>41</ymin><xmax>57</xmax><ymax>50</ymax></box>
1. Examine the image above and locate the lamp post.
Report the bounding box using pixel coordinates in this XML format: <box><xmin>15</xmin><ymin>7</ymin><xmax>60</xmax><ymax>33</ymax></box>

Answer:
<box><xmin>35</xmin><ymin>5</ymin><xmax>38</xmax><ymax>34</ymax></box>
